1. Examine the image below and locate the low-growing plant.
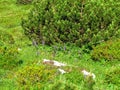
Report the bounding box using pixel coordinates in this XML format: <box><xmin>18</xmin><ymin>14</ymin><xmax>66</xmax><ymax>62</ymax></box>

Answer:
<box><xmin>16</xmin><ymin>65</ymin><xmax>57</xmax><ymax>89</ymax></box>
<box><xmin>64</xmin><ymin>68</ymin><xmax>83</xmax><ymax>85</ymax></box>
<box><xmin>0</xmin><ymin>30</ymin><xmax>14</xmax><ymax>45</ymax></box>
<box><xmin>51</xmin><ymin>67</ymin><xmax>95</xmax><ymax>90</ymax></box>
<box><xmin>91</xmin><ymin>39</ymin><xmax>120</xmax><ymax>61</ymax></box>
<box><xmin>0</xmin><ymin>30</ymin><xmax>20</xmax><ymax>69</ymax></box>
<box><xmin>83</xmin><ymin>75</ymin><xmax>95</xmax><ymax>90</ymax></box>
<box><xmin>51</xmin><ymin>80</ymin><xmax>79</xmax><ymax>90</ymax></box>
<box><xmin>104</xmin><ymin>66</ymin><xmax>120</xmax><ymax>88</ymax></box>
<box><xmin>0</xmin><ymin>45</ymin><xmax>20</xmax><ymax>70</ymax></box>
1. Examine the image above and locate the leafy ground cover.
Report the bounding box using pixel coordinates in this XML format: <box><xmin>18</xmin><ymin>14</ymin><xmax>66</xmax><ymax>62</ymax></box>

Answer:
<box><xmin>0</xmin><ymin>0</ymin><xmax>120</xmax><ymax>90</ymax></box>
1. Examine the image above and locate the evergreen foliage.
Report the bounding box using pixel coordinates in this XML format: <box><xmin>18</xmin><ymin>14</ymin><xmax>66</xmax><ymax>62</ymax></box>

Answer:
<box><xmin>22</xmin><ymin>0</ymin><xmax>120</xmax><ymax>47</ymax></box>
<box><xmin>0</xmin><ymin>0</ymin><xmax>120</xmax><ymax>89</ymax></box>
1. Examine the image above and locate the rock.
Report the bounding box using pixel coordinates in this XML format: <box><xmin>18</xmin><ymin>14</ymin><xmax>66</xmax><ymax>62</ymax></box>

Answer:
<box><xmin>82</xmin><ymin>69</ymin><xmax>96</xmax><ymax>79</ymax></box>
<box><xmin>43</xmin><ymin>59</ymin><xmax>66</xmax><ymax>67</ymax></box>
<box><xmin>58</xmin><ymin>68</ymin><xmax>67</xmax><ymax>74</ymax></box>
<box><xmin>18</xmin><ymin>48</ymin><xmax>22</xmax><ymax>51</ymax></box>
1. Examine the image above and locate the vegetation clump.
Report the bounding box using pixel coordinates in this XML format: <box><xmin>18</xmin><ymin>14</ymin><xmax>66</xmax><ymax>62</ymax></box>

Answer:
<box><xmin>105</xmin><ymin>66</ymin><xmax>120</xmax><ymax>88</ymax></box>
<box><xmin>0</xmin><ymin>30</ymin><xmax>14</xmax><ymax>45</ymax></box>
<box><xmin>16</xmin><ymin>65</ymin><xmax>57</xmax><ymax>89</ymax></box>
<box><xmin>0</xmin><ymin>30</ymin><xmax>20</xmax><ymax>69</ymax></box>
<box><xmin>22</xmin><ymin>0</ymin><xmax>120</xmax><ymax>47</ymax></box>
<box><xmin>0</xmin><ymin>45</ymin><xmax>19</xmax><ymax>70</ymax></box>
<box><xmin>0</xmin><ymin>0</ymin><xmax>120</xmax><ymax>89</ymax></box>
<box><xmin>91</xmin><ymin>39</ymin><xmax>120</xmax><ymax>61</ymax></box>
<box><xmin>51</xmin><ymin>80</ymin><xmax>79</xmax><ymax>90</ymax></box>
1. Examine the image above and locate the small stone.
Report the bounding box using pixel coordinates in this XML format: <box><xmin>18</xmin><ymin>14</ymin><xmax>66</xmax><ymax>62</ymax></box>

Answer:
<box><xmin>58</xmin><ymin>68</ymin><xmax>67</xmax><ymax>74</ymax></box>
<box><xmin>18</xmin><ymin>48</ymin><xmax>22</xmax><ymax>51</ymax></box>
<box><xmin>43</xmin><ymin>59</ymin><xmax>66</xmax><ymax>67</ymax></box>
<box><xmin>82</xmin><ymin>69</ymin><xmax>96</xmax><ymax>79</ymax></box>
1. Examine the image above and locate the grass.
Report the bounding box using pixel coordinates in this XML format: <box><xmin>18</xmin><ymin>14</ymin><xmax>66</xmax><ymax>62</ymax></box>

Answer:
<box><xmin>0</xmin><ymin>0</ymin><xmax>120</xmax><ymax>90</ymax></box>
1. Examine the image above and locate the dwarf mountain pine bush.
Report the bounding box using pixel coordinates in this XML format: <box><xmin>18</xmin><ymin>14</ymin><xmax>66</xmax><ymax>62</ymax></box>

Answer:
<box><xmin>22</xmin><ymin>0</ymin><xmax>120</xmax><ymax>47</ymax></box>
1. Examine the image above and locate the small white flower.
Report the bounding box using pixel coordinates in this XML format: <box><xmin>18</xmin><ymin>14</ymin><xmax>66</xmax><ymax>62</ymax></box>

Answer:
<box><xmin>58</xmin><ymin>68</ymin><xmax>66</xmax><ymax>74</ymax></box>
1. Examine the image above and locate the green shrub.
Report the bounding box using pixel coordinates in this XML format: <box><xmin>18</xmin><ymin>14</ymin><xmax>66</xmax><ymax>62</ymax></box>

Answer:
<box><xmin>22</xmin><ymin>0</ymin><xmax>120</xmax><ymax>47</ymax></box>
<box><xmin>16</xmin><ymin>0</ymin><xmax>33</xmax><ymax>4</ymax></box>
<box><xmin>0</xmin><ymin>30</ymin><xmax>14</xmax><ymax>45</ymax></box>
<box><xmin>105</xmin><ymin>66</ymin><xmax>120</xmax><ymax>87</ymax></box>
<box><xmin>51</xmin><ymin>67</ymin><xmax>95</xmax><ymax>90</ymax></box>
<box><xmin>0</xmin><ymin>45</ymin><xmax>20</xmax><ymax>69</ymax></box>
<box><xmin>65</xmin><ymin>68</ymin><xmax>95</xmax><ymax>90</ymax></box>
<box><xmin>51</xmin><ymin>80</ymin><xmax>79</xmax><ymax>90</ymax></box>
<box><xmin>64</xmin><ymin>68</ymin><xmax>83</xmax><ymax>85</ymax></box>
<box><xmin>91</xmin><ymin>39</ymin><xmax>120</xmax><ymax>61</ymax></box>
<box><xmin>16</xmin><ymin>65</ymin><xmax>56</xmax><ymax>89</ymax></box>
<box><xmin>0</xmin><ymin>30</ymin><xmax>20</xmax><ymax>69</ymax></box>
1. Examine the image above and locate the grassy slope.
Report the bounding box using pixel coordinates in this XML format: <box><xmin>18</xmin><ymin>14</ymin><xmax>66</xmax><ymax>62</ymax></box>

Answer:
<box><xmin>0</xmin><ymin>0</ymin><xmax>31</xmax><ymax>89</ymax></box>
<box><xmin>0</xmin><ymin>0</ymin><xmax>119</xmax><ymax>90</ymax></box>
